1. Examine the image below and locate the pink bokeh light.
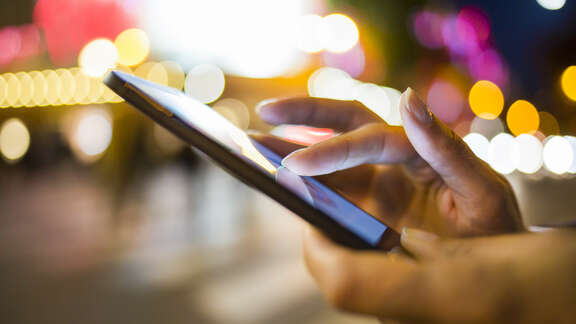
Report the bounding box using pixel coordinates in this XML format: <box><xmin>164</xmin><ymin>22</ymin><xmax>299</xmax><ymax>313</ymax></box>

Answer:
<box><xmin>322</xmin><ymin>43</ymin><xmax>366</xmax><ymax>78</ymax></box>
<box><xmin>426</xmin><ymin>79</ymin><xmax>464</xmax><ymax>124</ymax></box>
<box><xmin>413</xmin><ymin>11</ymin><xmax>445</xmax><ymax>49</ymax></box>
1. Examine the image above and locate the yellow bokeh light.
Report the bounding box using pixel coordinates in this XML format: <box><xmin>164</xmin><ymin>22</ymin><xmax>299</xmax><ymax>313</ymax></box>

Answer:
<box><xmin>79</xmin><ymin>39</ymin><xmax>118</xmax><ymax>78</ymax></box>
<box><xmin>0</xmin><ymin>118</ymin><xmax>30</xmax><ymax>162</ymax></box>
<box><xmin>115</xmin><ymin>28</ymin><xmax>150</xmax><ymax>67</ymax></box>
<box><xmin>507</xmin><ymin>100</ymin><xmax>540</xmax><ymax>136</ymax></box>
<box><xmin>0</xmin><ymin>75</ymin><xmax>6</xmax><ymax>108</ymax></box>
<box><xmin>72</xmin><ymin>68</ymin><xmax>90</xmax><ymax>104</ymax></box>
<box><xmin>29</xmin><ymin>71</ymin><xmax>47</xmax><ymax>106</ymax></box>
<box><xmin>320</xmin><ymin>13</ymin><xmax>359</xmax><ymax>53</ymax></box>
<box><xmin>43</xmin><ymin>70</ymin><xmax>62</xmax><ymax>106</ymax></box>
<box><xmin>561</xmin><ymin>66</ymin><xmax>576</xmax><ymax>102</ymax></box>
<box><xmin>469</xmin><ymin>80</ymin><xmax>504</xmax><ymax>120</ymax></box>
<box><xmin>56</xmin><ymin>69</ymin><xmax>76</xmax><ymax>105</ymax></box>
<box><xmin>538</xmin><ymin>111</ymin><xmax>560</xmax><ymax>135</ymax></box>
<box><xmin>147</xmin><ymin>62</ymin><xmax>168</xmax><ymax>86</ymax></box>
<box><xmin>162</xmin><ymin>61</ymin><xmax>185</xmax><ymax>90</ymax></box>
<box><xmin>16</xmin><ymin>72</ymin><xmax>34</xmax><ymax>107</ymax></box>
<box><xmin>5</xmin><ymin>73</ymin><xmax>21</xmax><ymax>107</ymax></box>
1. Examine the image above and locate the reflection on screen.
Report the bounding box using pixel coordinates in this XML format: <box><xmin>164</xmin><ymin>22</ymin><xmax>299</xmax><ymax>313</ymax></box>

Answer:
<box><xmin>118</xmin><ymin>72</ymin><xmax>389</xmax><ymax>247</ymax></box>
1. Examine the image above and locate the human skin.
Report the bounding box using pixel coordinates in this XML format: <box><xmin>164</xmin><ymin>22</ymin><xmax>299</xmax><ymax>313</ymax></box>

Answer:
<box><xmin>254</xmin><ymin>89</ymin><xmax>523</xmax><ymax>236</ymax></box>
<box><xmin>251</xmin><ymin>89</ymin><xmax>576</xmax><ymax>323</ymax></box>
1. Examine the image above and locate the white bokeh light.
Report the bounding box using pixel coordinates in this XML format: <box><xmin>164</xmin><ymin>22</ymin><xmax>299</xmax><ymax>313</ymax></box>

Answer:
<box><xmin>564</xmin><ymin>136</ymin><xmax>576</xmax><ymax>174</ymax></box>
<box><xmin>74</xmin><ymin>110</ymin><xmax>113</xmax><ymax>158</ymax></box>
<box><xmin>515</xmin><ymin>134</ymin><xmax>543</xmax><ymax>174</ymax></box>
<box><xmin>296</xmin><ymin>14</ymin><xmax>324</xmax><ymax>53</ymax></box>
<box><xmin>463</xmin><ymin>133</ymin><xmax>490</xmax><ymax>162</ymax></box>
<box><xmin>543</xmin><ymin>136</ymin><xmax>573</xmax><ymax>175</ymax></box>
<box><xmin>139</xmin><ymin>0</ymin><xmax>309</xmax><ymax>78</ymax></box>
<box><xmin>382</xmin><ymin>87</ymin><xmax>402</xmax><ymax>126</ymax></box>
<box><xmin>185</xmin><ymin>64</ymin><xmax>226</xmax><ymax>104</ymax></box>
<box><xmin>354</xmin><ymin>83</ymin><xmax>391</xmax><ymax>121</ymax></box>
<box><xmin>488</xmin><ymin>133</ymin><xmax>517</xmax><ymax>175</ymax></box>
<box><xmin>307</xmin><ymin>67</ymin><xmax>356</xmax><ymax>100</ymax></box>
<box><xmin>79</xmin><ymin>39</ymin><xmax>118</xmax><ymax>77</ymax></box>
<box><xmin>536</xmin><ymin>0</ymin><xmax>566</xmax><ymax>10</ymax></box>
<box><xmin>320</xmin><ymin>13</ymin><xmax>360</xmax><ymax>53</ymax></box>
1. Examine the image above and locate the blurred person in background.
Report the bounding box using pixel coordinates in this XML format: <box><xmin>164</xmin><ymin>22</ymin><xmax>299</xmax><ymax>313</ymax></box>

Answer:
<box><xmin>255</xmin><ymin>88</ymin><xmax>576</xmax><ymax>323</ymax></box>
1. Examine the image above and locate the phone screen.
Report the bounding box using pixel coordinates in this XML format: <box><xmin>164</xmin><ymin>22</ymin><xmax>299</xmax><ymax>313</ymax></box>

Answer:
<box><xmin>118</xmin><ymin>72</ymin><xmax>389</xmax><ymax>247</ymax></box>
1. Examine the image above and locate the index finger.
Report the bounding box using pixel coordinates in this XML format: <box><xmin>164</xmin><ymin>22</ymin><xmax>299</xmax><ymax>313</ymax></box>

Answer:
<box><xmin>257</xmin><ymin>97</ymin><xmax>383</xmax><ymax>132</ymax></box>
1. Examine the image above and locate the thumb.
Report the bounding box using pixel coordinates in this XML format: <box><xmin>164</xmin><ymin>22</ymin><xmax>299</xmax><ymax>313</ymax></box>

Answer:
<box><xmin>400</xmin><ymin>88</ymin><xmax>492</xmax><ymax>196</ymax></box>
<box><xmin>400</xmin><ymin>228</ymin><xmax>441</xmax><ymax>260</ymax></box>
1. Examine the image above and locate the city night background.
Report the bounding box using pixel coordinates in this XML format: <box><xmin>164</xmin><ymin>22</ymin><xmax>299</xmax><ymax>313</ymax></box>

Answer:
<box><xmin>0</xmin><ymin>0</ymin><xmax>575</xmax><ymax>323</ymax></box>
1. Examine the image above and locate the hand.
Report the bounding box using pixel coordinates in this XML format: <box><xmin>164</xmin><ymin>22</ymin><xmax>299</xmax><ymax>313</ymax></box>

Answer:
<box><xmin>303</xmin><ymin>226</ymin><xmax>576</xmax><ymax>323</ymax></box>
<box><xmin>254</xmin><ymin>89</ymin><xmax>523</xmax><ymax>236</ymax></box>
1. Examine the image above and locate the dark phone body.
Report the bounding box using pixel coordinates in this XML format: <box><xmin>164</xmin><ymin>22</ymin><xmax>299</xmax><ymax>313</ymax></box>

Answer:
<box><xmin>104</xmin><ymin>71</ymin><xmax>398</xmax><ymax>250</ymax></box>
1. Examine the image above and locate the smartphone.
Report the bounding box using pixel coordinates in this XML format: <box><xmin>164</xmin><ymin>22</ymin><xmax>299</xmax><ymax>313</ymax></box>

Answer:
<box><xmin>104</xmin><ymin>71</ymin><xmax>398</xmax><ymax>250</ymax></box>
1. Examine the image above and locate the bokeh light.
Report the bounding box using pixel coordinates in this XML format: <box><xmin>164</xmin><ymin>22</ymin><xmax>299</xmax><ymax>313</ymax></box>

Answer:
<box><xmin>185</xmin><ymin>64</ymin><xmax>225</xmax><ymax>104</ymax></box>
<box><xmin>162</xmin><ymin>61</ymin><xmax>186</xmax><ymax>90</ymax></box>
<box><xmin>426</xmin><ymin>79</ymin><xmax>464</xmax><ymax>123</ymax></box>
<box><xmin>79</xmin><ymin>39</ymin><xmax>118</xmax><ymax>77</ymax></box>
<box><xmin>463</xmin><ymin>132</ymin><xmax>490</xmax><ymax>162</ymax></box>
<box><xmin>213</xmin><ymin>98</ymin><xmax>250</xmax><ymax>130</ymax></box>
<box><xmin>56</xmin><ymin>69</ymin><xmax>76</xmax><ymax>104</ymax></box>
<box><xmin>538</xmin><ymin>111</ymin><xmax>560</xmax><ymax>135</ymax></box>
<box><xmin>0</xmin><ymin>27</ymin><xmax>21</xmax><ymax>66</ymax></box>
<box><xmin>515</xmin><ymin>134</ymin><xmax>543</xmax><ymax>174</ymax></box>
<box><xmin>320</xmin><ymin>14</ymin><xmax>359</xmax><ymax>53</ymax></box>
<box><xmin>16</xmin><ymin>72</ymin><xmax>33</xmax><ymax>107</ymax></box>
<box><xmin>296</xmin><ymin>14</ymin><xmax>324</xmax><ymax>53</ymax></box>
<box><xmin>72</xmin><ymin>68</ymin><xmax>90</xmax><ymax>104</ymax></box>
<box><xmin>115</xmin><ymin>28</ymin><xmax>150</xmax><ymax>67</ymax></box>
<box><xmin>43</xmin><ymin>70</ymin><xmax>61</xmax><ymax>105</ymax></box>
<box><xmin>536</xmin><ymin>0</ymin><xmax>566</xmax><ymax>10</ymax></box>
<box><xmin>488</xmin><ymin>133</ymin><xmax>517</xmax><ymax>174</ymax></box>
<box><xmin>0</xmin><ymin>118</ymin><xmax>30</xmax><ymax>162</ymax></box>
<box><xmin>543</xmin><ymin>136</ymin><xmax>573</xmax><ymax>174</ymax></box>
<box><xmin>0</xmin><ymin>75</ymin><xmax>7</xmax><ymax>108</ymax></box>
<box><xmin>468</xmin><ymin>48</ymin><xmax>508</xmax><ymax>88</ymax></box>
<box><xmin>354</xmin><ymin>83</ymin><xmax>391</xmax><ymax>121</ymax></box>
<box><xmin>469</xmin><ymin>80</ymin><xmax>504</xmax><ymax>120</ymax></box>
<box><xmin>307</xmin><ymin>67</ymin><xmax>356</xmax><ymax>100</ymax></box>
<box><xmin>564</xmin><ymin>136</ymin><xmax>576</xmax><ymax>174</ymax></box>
<box><xmin>561</xmin><ymin>66</ymin><xmax>576</xmax><ymax>101</ymax></box>
<box><xmin>72</xmin><ymin>109</ymin><xmax>113</xmax><ymax>161</ymax></box>
<box><xmin>29</xmin><ymin>71</ymin><xmax>47</xmax><ymax>106</ymax></box>
<box><xmin>506</xmin><ymin>100</ymin><xmax>540</xmax><ymax>136</ymax></box>
<box><xmin>322</xmin><ymin>44</ymin><xmax>366</xmax><ymax>78</ymax></box>
<box><xmin>382</xmin><ymin>87</ymin><xmax>403</xmax><ymax>126</ymax></box>
<box><xmin>5</xmin><ymin>73</ymin><xmax>21</xmax><ymax>107</ymax></box>
<box><xmin>470</xmin><ymin>116</ymin><xmax>505</xmax><ymax>139</ymax></box>
<box><xmin>145</xmin><ymin>62</ymin><xmax>169</xmax><ymax>86</ymax></box>
<box><xmin>412</xmin><ymin>11</ymin><xmax>444</xmax><ymax>49</ymax></box>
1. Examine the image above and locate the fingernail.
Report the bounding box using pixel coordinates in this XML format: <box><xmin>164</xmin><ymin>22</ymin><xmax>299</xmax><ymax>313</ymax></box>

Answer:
<box><xmin>281</xmin><ymin>148</ymin><xmax>307</xmax><ymax>170</ymax></box>
<box><xmin>401</xmin><ymin>227</ymin><xmax>439</xmax><ymax>243</ymax></box>
<box><xmin>255</xmin><ymin>98</ymin><xmax>278</xmax><ymax>114</ymax></box>
<box><xmin>403</xmin><ymin>88</ymin><xmax>433</xmax><ymax>124</ymax></box>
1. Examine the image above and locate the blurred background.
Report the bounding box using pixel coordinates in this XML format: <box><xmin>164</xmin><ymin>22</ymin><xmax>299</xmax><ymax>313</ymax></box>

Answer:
<box><xmin>0</xmin><ymin>0</ymin><xmax>575</xmax><ymax>323</ymax></box>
